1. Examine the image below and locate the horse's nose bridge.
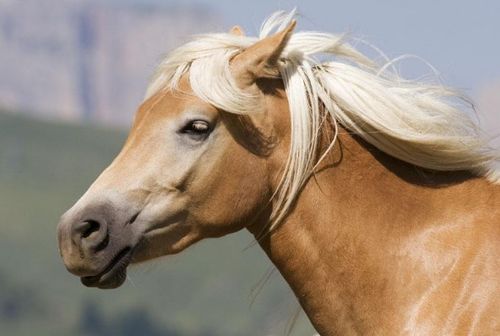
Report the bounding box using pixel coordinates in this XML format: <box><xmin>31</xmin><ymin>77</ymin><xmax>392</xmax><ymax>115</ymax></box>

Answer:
<box><xmin>90</xmin><ymin>147</ymin><xmax>145</xmax><ymax>194</ymax></box>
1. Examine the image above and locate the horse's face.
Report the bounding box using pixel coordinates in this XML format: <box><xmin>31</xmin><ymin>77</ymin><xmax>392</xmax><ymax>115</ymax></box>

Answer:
<box><xmin>57</xmin><ymin>80</ymin><xmax>275</xmax><ymax>289</ymax></box>
<box><xmin>57</xmin><ymin>23</ymin><xmax>294</xmax><ymax>289</ymax></box>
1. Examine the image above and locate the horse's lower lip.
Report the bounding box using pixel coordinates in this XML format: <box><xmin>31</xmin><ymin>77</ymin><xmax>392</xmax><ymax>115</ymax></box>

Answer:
<box><xmin>81</xmin><ymin>247</ymin><xmax>132</xmax><ymax>289</ymax></box>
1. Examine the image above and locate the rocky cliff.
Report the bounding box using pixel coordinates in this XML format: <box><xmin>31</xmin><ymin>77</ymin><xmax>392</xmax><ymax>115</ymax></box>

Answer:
<box><xmin>0</xmin><ymin>0</ymin><xmax>220</xmax><ymax>125</ymax></box>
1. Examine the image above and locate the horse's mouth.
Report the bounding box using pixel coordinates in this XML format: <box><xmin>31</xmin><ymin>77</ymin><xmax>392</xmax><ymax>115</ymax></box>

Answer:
<box><xmin>80</xmin><ymin>246</ymin><xmax>133</xmax><ymax>289</ymax></box>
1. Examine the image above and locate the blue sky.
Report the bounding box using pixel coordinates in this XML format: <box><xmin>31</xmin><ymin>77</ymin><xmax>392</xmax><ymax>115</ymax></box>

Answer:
<box><xmin>112</xmin><ymin>0</ymin><xmax>500</xmax><ymax>95</ymax></box>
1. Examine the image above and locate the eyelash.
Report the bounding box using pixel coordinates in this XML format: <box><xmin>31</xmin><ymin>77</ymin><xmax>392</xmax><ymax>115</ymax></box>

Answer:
<box><xmin>180</xmin><ymin>120</ymin><xmax>212</xmax><ymax>140</ymax></box>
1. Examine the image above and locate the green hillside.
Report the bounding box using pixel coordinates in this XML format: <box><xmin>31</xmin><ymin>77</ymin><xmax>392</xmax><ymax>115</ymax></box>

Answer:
<box><xmin>0</xmin><ymin>112</ymin><xmax>315</xmax><ymax>336</ymax></box>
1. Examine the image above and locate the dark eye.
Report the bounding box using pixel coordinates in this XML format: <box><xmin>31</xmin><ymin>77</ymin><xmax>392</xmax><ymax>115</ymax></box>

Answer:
<box><xmin>180</xmin><ymin>120</ymin><xmax>211</xmax><ymax>140</ymax></box>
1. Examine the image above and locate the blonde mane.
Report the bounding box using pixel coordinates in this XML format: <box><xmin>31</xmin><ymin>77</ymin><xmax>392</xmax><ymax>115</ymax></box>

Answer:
<box><xmin>145</xmin><ymin>10</ymin><xmax>500</xmax><ymax>228</ymax></box>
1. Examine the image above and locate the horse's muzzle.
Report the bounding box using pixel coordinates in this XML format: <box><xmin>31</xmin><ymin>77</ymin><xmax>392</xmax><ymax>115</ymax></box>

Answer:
<box><xmin>57</xmin><ymin>200</ymin><xmax>139</xmax><ymax>289</ymax></box>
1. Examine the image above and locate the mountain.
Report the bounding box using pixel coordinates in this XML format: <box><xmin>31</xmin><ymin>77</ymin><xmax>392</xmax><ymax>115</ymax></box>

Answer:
<box><xmin>0</xmin><ymin>0</ymin><xmax>221</xmax><ymax>126</ymax></box>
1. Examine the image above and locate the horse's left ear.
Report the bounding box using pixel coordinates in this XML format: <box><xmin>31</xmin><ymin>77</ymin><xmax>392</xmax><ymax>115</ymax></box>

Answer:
<box><xmin>231</xmin><ymin>21</ymin><xmax>296</xmax><ymax>88</ymax></box>
<box><xmin>230</xmin><ymin>25</ymin><xmax>245</xmax><ymax>36</ymax></box>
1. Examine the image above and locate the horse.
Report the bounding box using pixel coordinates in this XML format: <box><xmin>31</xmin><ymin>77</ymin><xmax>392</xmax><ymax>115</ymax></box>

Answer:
<box><xmin>57</xmin><ymin>10</ymin><xmax>500</xmax><ymax>335</ymax></box>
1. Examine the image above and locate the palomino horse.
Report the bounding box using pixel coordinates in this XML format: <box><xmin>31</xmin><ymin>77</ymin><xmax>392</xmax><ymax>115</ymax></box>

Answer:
<box><xmin>58</xmin><ymin>11</ymin><xmax>499</xmax><ymax>335</ymax></box>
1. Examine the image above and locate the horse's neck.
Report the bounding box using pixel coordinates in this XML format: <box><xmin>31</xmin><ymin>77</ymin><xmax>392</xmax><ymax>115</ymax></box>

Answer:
<box><xmin>249</xmin><ymin>129</ymin><xmax>499</xmax><ymax>335</ymax></box>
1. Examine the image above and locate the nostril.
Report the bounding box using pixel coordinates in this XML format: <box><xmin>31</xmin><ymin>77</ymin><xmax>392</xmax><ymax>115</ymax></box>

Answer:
<box><xmin>72</xmin><ymin>219</ymin><xmax>109</xmax><ymax>252</ymax></box>
<box><xmin>81</xmin><ymin>220</ymin><xmax>100</xmax><ymax>239</ymax></box>
<box><xmin>127</xmin><ymin>211</ymin><xmax>140</xmax><ymax>226</ymax></box>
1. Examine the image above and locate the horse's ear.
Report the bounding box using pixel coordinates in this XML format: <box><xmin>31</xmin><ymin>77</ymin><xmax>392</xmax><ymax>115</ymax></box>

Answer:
<box><xmin>230</xmin><ymin>25</ymin><xmax>245</xmax><ymax>36</ymax></box>
<box><xmin>231</xmin><ymin>21</ymin><xmax>296</xmax><ymax>88</ymax></box>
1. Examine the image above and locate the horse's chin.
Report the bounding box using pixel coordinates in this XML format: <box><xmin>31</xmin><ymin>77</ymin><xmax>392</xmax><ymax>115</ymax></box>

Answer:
<box><xmin>80</xmin><ymin>246</ymin><xmax>133</xmax><ymax>289</ymax></box>
<box><xmin>128</xmin><ymin>222</ymin><xmax>202</xmax><ymax>263</ymax></box>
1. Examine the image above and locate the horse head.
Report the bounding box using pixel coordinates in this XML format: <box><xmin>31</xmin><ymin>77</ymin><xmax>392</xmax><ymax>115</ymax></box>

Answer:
<box><xmin>57</xmin><ymin>23</ymin><xmax>296</xmax><ymax>289</ymax></box>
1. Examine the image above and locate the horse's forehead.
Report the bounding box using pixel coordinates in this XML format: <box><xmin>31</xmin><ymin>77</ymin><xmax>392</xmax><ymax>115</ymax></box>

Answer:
<box><xmin>135</xmin><ymin>83</ymin><xmax>204</xmax><ymax>124</ymax></box>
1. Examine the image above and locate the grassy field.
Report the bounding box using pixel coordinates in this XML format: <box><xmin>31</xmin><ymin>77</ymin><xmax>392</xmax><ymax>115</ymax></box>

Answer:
<box><xmin>0</xmin><ymin>112</ymin><xmax>315</xmax><ymax>335</ymax></box>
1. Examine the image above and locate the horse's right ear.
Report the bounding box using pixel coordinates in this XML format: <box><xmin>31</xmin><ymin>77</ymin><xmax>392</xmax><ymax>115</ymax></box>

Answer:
<box><xmin>231</xmin><ymin>21</ymin><xmax>296</xmax><ymax>88</ymax></box>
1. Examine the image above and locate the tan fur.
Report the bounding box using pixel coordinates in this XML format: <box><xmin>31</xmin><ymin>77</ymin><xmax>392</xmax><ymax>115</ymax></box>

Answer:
<box><xmin>249</xmin><ymin>125</ymin><xmax>500</xmax><ymax>335</ymax></box>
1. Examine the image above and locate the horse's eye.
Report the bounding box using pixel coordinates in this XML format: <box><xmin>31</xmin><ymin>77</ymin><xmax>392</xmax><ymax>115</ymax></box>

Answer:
<box><xmin>180</xmin><ymin>120</ymin><xmax>211</xmax><ymax>140</ymax></box>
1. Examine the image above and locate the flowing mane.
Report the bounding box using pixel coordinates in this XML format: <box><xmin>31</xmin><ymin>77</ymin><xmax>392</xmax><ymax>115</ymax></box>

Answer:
<box><xmin>145</xmin><ymin>10</ymin><xmax>500</xmax><ymax>227</ymax></box>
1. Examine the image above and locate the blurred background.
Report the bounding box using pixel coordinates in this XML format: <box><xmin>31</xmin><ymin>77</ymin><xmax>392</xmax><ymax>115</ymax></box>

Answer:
<box><xmin>0</xmin><ymin>1</ymin><xmax>498</xmax><ymax>335</ymax></box>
